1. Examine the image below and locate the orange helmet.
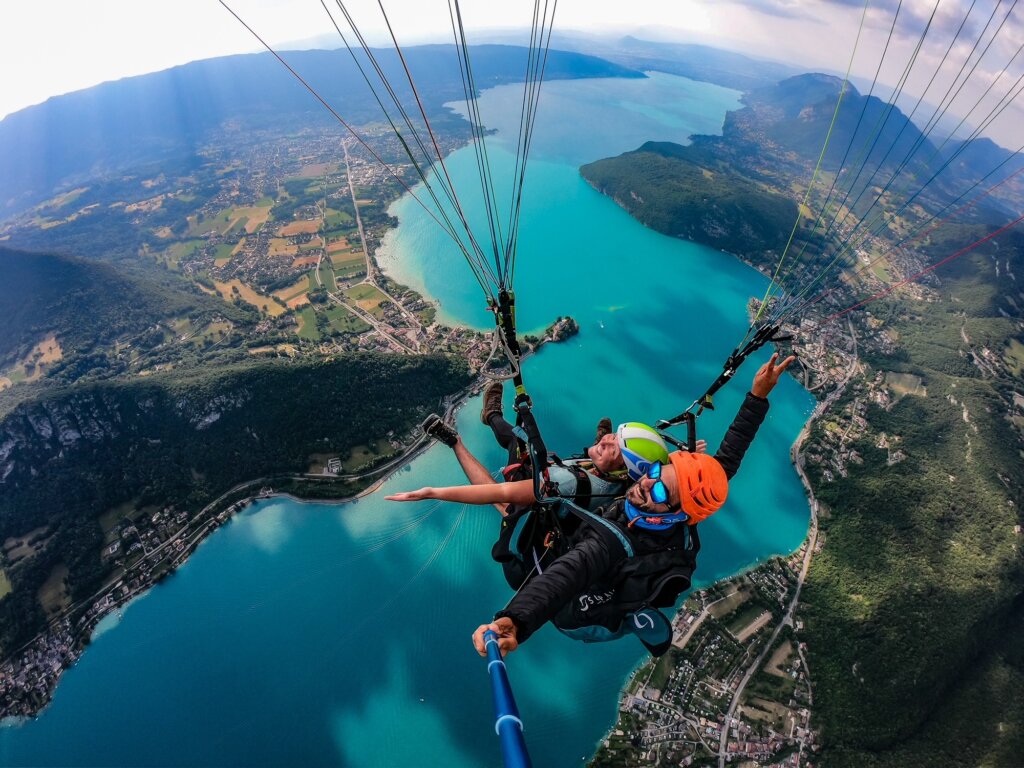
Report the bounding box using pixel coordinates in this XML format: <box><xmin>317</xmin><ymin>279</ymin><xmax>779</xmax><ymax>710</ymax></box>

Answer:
<box><xmin>668</xmin><ymin>451</ymin><xmax>729</xmax><ymax>523</ymax></box>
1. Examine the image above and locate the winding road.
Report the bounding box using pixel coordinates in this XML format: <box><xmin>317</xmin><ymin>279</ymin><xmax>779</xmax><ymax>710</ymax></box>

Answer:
<box><xmin>718</xmin><ymin>319</ymin><xmax>858</xmax><ymax>766</ymax></box>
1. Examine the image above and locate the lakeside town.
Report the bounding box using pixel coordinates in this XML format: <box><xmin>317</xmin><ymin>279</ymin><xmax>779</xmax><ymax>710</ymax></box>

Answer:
<box><xmin>593</xmin><ymin>554</ymin><xmax>817</xmax><ymax>767</ymax></box>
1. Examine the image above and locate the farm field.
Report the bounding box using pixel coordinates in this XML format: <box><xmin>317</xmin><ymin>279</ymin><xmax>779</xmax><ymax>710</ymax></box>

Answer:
<box><xmin>1006</xmin><ymin>338</ymin><xmax>1024</xmax><ymax>376</ymax></box>
<box><xmin>213</xmin><ymin>243</ymin><xmax>234</xmax><ymax>267</ymax></box>
<box><xmin>765</xmin><ymin>640</ymin><xmax>795</xmax><ymax>678</ymax></box>
<box><xmin>330</xmin><ymin>248</ymin><xmax>363</xmax><ymax>267</ymax></box>
<box><xmin>189</xmin><ymin>320</ymin><xmax>233</xmax><ymax>347</ymax></box>
<box><xmin>341</xmin><ymin>439</ymin><xmax>396</xmax><ymax>472</ymax></box>
<box><xmin>334</xmin><ymin>263</ymin><xmax>366</xmax><ymax>281</ymax></box>
<box><xmin>295</xmin><ymin>162</ymin><xmax>336</xmax><ymax>178</ymax></box>
<box><xmin>646</xmin><ymin>649</ymin><xmax>682</xmax><ymax>691</ymax></box>
<box><xmin>44</xmin><ymin>187</ymin><xmax>89</xmax><ymax>209</ymax></box>
<box><xmin>344</xmin><ymin>283</ymin><xmax>388</xmax><ymax>319</ymax></box>
<box><xmin>273</xmin><ymin>274</ymin><xmax>314</xmax><ymax>303</ymax></box>
<box><xmin>733</xmin><ymin>609</ymin><xmax>772</xmax><ymax>643</ymax></box>
<box><xmin>317</xmin><ymin>260</ymin><xmax>337</xmax><ymax>291</ymax></box>
<box><xmin>741</xmin><ymin>696</ymin><xmax>793</xmax><ymax>732</ymax></box>
<box><xmin>187</xmin><ymin>208</ymin><xmax>236</xmax><ymax>237</ymax></box>
<box><xmin>326</xmin><ymin>304</ymin><xmax>370</xmax><ymax>334</ymax></box>
<box><xmin>324</xmin><ymin>208</ymin><xmax>353</xmax><ymax>231</ymax></box>
<box><xmin>722</xmin><ymin>600</ymin><xmax>766</xmax><ymax>635</ymax></box>
<box><xmin>869</xmin><ymin>255</ymin><xmax>893</xmax><ymax>283</ymax></box>
<box><xmin>212</xmin><ymin>280</ymin><xmax>285</xmax><ymax>316</ymax></box>
<box><xmin>162</xmin><ymin>238</ymin><xmax>204</xmax><ymax>268</ymax></box>
<box><xmin>331</xmin><ymin>247</ymin><xmax>366</xmax><ymax>281</ymax></box>
<box><xmin>169</xmin><ymin>317</ymin><xmax>194</xmax><ymax>337</ymax></box>
<box><xmin>327</xmin><ymin>238</ymin><xmax>352</xmax><ymax>255</ymax></box>
<box><xmin>248</xmin><ymin>344</ymin><xmax>299</xmax><ymax>357</ymax></box>
<box><xmin>279</xmin><ymin>219</ymin><xmax>320</xmax><ymax>236</ymax></box>
<box><xmin>232</xmin><ymin>202</ymin><xmax>273</xmax><ymax>233</ymax></box>
<box><xmin>2</xmin><ymin>334</ymin><xmax>64</xmax><ymax>386</ymax></box>
<box><xmin>268</xmin><ymin>237</ymin><xmax>300</xmax><ymax>258</ymax></box>
<box><xmin>296</xmin><ymin>306</ymin><xmax>319</xmax><ymax>341</ymax></box>
<box><xmin>709</xmin><ymin>584</ymin><xmax>753</xmax><ymax>619</ymax></box>
<box><xmin>186</xmin><ymin>200</ymin><xmax>273</xmax><ymax>238</ymax></box>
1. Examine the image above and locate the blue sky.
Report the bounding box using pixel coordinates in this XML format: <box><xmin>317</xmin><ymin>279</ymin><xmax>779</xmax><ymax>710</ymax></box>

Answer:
<box><xmin>1</xmin><ymin>0</ymin><xmax>1022</xmax><ymax>147</ymax></box>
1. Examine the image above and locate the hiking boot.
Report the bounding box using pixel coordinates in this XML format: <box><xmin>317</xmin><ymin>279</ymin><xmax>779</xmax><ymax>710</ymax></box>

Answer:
<box><xmin>481</xmin><ymin>381</ymin><xmax>504</xmax><ymax>426</ymax></box>
<box><xmin>421</xmin><ymin>413</ymin><xmax>458</xmax><ymax>448</ymax></box>
<box><xmin>595</xmin><ymin>417</ymin><xmax>613</xmax><ymax>441</ymax></box>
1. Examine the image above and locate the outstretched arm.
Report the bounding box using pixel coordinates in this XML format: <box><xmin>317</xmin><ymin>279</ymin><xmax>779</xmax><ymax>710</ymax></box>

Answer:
<box><xmin>714</xmin><ymin>352</ymin><xmax>796</xmax><ymax>480</ymax></box>
<box><xmin>385</xmin><ymin>478</ymin><xmax>536</xmax><ymax>506</ymax></box>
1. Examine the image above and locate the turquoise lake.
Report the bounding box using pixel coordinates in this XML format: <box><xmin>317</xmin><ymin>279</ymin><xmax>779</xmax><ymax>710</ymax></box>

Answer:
<box><xmin>0</xmin><ymin>72</ymin><xmax>814</xmax><ymax>767</ymax></box>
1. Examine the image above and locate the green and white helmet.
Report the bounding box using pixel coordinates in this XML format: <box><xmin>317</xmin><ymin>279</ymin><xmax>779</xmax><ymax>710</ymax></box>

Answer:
<box><xmin>616</xmin><ymin>422</ymin><xmax>670</xmax><ymax>481</ymax></box>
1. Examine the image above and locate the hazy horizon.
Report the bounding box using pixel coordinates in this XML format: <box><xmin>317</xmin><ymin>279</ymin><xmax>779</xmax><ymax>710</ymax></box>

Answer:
<box><xmin>2</xmin><ymin>1</ymin><xmax>1022</xmax><ymax>147</ymax></box>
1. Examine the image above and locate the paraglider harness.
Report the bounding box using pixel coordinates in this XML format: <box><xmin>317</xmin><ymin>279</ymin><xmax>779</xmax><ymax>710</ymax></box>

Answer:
<box><xmin>488</xmin><ymin>404</ymin><xmax>702</xmax><ymax>657</ymax></box>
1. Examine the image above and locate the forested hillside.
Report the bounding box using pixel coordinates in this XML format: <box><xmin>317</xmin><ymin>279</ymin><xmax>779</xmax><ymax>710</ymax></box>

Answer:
<box><xmin>581</xmin><ymin>141</ymin><xmax>797</xmax><ymax>258</ymax></box>
<box><xmin>802</xmin><ymin>230</ymin><xmax>1024</xmax><ymax>766</ymax></box>
<box><xmin>0</xmin><ymin>353</ymin><xmax>470</xmax><ymax>652</ymax></box>
<box><xmin>0</xmin><ymin>247</ymin><xmax>249</xmax><ymax>371</ymax></box>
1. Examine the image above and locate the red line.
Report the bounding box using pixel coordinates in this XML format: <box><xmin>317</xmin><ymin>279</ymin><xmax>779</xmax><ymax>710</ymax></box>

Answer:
<box><xmin>794</xmin><ymin>162</ymin><xmax>1024</xmax><ymax>319</ymax></box>
<box><xmin>825</xmin><ymin>211</ymin><xmax>1024</xmax><ymax>321</ymax></box>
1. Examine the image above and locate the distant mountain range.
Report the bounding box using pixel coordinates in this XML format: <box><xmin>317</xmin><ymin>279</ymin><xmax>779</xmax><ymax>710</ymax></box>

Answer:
<box><xmin>581</xmin><ymin>71</ymin><xmax>1024</xmax><ymax>264</ymax></box>
<box><xmin>593</xmin><ymin>73</ymin><xmax>1024</xmax><ymax>231</ymax></box>
<box><xmin>548</xmin><ymin>33</ymin><xmax>803</xmax><ymax>91</ymax></box>
<box><xmin>4</xmin><ymin>38</ymin><xmax>1018</xmax><ymax>222</ymax></box>
<box><xmin>747</xmin><ymin>74</ymin><xmax>1024</xmax><ymax>204</ymax></box>
<box><xmin>0</xmin><ymin>44</ymin><xmax>641</xmax><ymax>217</ymax></box>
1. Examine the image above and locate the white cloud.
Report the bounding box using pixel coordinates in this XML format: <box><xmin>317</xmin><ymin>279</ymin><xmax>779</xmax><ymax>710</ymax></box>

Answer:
<box><xmin>1</xmin><ymin>0</ymin><xmax>1021</xmax><ymax>147</ymax></box>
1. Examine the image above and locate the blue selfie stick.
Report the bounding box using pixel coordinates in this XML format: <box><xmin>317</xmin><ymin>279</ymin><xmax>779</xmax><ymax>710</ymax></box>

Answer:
<box><xmin>483</xmin><ymin>629</ymin><xmax>532</xmax><ymax>768</ymax></box>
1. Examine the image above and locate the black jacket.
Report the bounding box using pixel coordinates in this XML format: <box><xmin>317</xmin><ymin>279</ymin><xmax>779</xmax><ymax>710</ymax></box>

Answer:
<box><xmin>495</xmin><ymin>392</ymin><xmax>770</xmax><ymax>643</ymax></box>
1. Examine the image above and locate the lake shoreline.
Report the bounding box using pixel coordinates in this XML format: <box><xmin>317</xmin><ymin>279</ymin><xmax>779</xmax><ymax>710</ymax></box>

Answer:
<box><xmin>0</xmin><ymin>318</ymin><xmax>580</xmax><ymax>724</ymax></box>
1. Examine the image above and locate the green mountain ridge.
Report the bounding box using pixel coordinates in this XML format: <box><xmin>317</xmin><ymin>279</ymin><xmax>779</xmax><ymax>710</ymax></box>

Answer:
<box><xmin>581</xmin><ymin>141</ymin><xmax>797</xmax><ymax>258</ymax></box>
